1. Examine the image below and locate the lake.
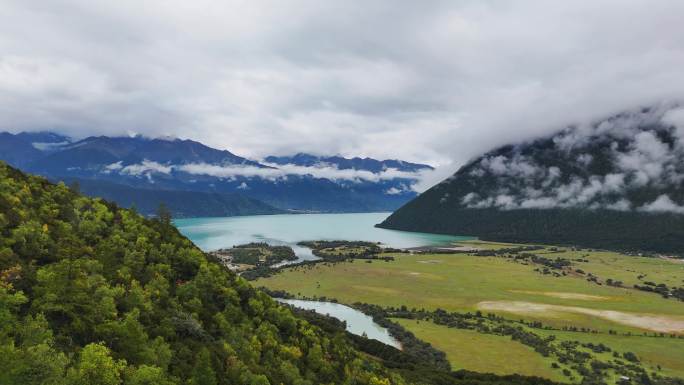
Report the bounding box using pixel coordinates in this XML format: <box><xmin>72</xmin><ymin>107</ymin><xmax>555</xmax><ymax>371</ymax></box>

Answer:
<box><xmin>275</xmin><ymin>299</ymin><xmax>401</xmax><ymax>348</ymax></box>
<box><xmin>174</xmin><ymin>212</ymin><xmax>470</xmax><ymax>263</ymax></box>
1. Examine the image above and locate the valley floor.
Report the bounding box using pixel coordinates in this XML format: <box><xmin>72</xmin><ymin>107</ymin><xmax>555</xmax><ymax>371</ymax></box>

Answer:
<box><xmin>256</xmin><ymin>240</ymin><xmax>684</xmax><ymax>384</ymax></box>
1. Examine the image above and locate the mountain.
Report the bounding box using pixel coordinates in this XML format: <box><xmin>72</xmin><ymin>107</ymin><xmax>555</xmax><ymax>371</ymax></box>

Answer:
<box><xmin>0</xmin><ymin>161</ymin><xmax>405</xmax><ymax>384</ymax></box>
<box><xmin>67</xmin><ymin>178</ymin><xmax>283</xmax><ymax>218</ymax></box>
<box><xmin>27</xmin><ymin>135</ymin><xmax>266</xmax><ymax>176</ymax></box>
<box><xmin>0</xmin><ymin>132</ymin><xmax>431</xmax><ymax>213</ymax></box>
<box><xmin>264</xmin><ymin>153</ymin><xmax>434</xmax><ymax>173</ymax></box>
<box><xmin>379</xmin><ymin>106</ymin><xmax>684</xmax><ymax>253</ymax></box>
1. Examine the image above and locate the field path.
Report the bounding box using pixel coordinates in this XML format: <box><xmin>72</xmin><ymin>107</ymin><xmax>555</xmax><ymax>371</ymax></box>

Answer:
<box><xmin>478</xmin><ymin>300</ymin><xmax>684</xmax><ymax>333</ymax></box>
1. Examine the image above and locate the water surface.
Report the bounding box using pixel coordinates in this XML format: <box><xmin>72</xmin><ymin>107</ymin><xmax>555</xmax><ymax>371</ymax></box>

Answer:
<box><xmin>276</xmin><ymin>299</ymin><xmax>401</xmax><ymax>348</ymax></box>
<box><xmin>175</xmin><ymin>212</ymin><xmax>470</xmax><ymax>264</ymax></box>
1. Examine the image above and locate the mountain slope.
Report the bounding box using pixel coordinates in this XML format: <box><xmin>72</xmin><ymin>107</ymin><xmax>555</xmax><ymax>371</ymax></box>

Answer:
<box><xmin>264</xmin><ymin>153</ymin><xmax>434</xmax><ymax>173</ymax></box>
<box><xmin>0</xmin><ymin>161</ymin><xmax>405</xmax><ymax>384</ymax></box>
<box><xmin>27</xmin><ymin>135</ymin><xmax>267</xmax><ymax>176</ymax></box>
<box><xmin>67</xmin><ymin>178</ymin><xmax>283</xmax><ymax>217</ymax></box>
<box><xmin>0</xmin><ymin>132</ymin><xmax>430</xmax><ymax>213</ymax></box>
<box><xmin>379</xmin><ymin>106</ymin><xmax>684</xmax><ymax>253</ymax></box>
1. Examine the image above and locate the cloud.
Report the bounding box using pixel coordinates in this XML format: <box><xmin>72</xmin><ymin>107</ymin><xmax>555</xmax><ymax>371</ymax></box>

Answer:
<box><xmin>452</xmin><ymin>105</ymin><xmax>684</xmax><ymax>213</ymax></box>
<box><xmin>638</xmin><ymin>195</ymin><xmax>684</xmax><ymax>214</ymax></box>
<box><xmin>120</xmin><ymin>160</ymin><xmax>172</xmax><ymax>176</ymax></box>
<box><xmin>110</xmin><ymin>160</ymin><xmax>426</xmax><ymax>184</ymax></box>
<box><xmin>0</xmin><ymin>0</ymin><xmax>682</xmax><ymax>178</ymax></box>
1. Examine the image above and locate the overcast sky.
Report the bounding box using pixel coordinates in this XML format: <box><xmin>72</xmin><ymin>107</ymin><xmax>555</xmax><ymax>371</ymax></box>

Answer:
<box><xmin>2</xmin><ymin>0</ymin><xmax>684</xmax><ymax>177</ymax></box>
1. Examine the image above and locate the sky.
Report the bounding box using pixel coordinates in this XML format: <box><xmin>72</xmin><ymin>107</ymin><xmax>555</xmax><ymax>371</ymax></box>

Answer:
<box><xmin>1</xmin><ymin>0</ymin><xmax>684</xmax><ymax>186</ymax></box>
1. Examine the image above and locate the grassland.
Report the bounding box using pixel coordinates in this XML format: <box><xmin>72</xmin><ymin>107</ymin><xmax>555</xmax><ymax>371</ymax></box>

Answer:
<box><xmin>257</xmin><ymin>247</ymin><xmax>684</xmax><ymax>333</ymax></box>
<box><xmin>394</xmin><ymin>319</ymin><xmax>565</xmax><ymax>381</ymax></box>
<box><xmin>256</xmin><ymin>241</ymin><xmax>684</xmax><ymax>383</ymax></box>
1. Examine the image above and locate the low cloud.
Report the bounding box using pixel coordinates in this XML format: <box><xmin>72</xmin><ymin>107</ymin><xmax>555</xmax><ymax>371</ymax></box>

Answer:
<box><xmin>107</xmin><ymin>159</ymin><xmax>427</xmax><ymax>186</ymax></box>
<box><xmin>638</xmin><ymin>195</ymin><xmax>684</xmax><ymax>214</ymax></box>
<box><xmin>1</xmin><ymin>1</ymin><xmax>683</xmax><ymax>174</ymax></box>
<box><xmin>457</xmin><ymin>106</ymin><xmax>684</xmax><ymax>213</ymax></box>
<box><xmin>120</xmin><ymin>160</ymin><xmax>173</xmax><ymax>176</ymax></box>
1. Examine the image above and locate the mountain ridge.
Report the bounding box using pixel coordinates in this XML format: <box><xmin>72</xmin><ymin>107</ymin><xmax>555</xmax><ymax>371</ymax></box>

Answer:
<box><xmin>0</xmin><ymin>131</ymin><xmax>431</xmax><ymax>214</ymax></box>
<box><xmin>379</xmin><ymin>106</ymin><xmax>684</xmax><ymax>253</ymax></box>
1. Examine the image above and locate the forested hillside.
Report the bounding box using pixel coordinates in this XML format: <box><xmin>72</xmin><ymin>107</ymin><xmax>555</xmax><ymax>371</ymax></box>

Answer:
<box><xmin>380</xmin><ymin>107</ymin><xmax>684</xmax><ymax>254</ymax></box>
<box><xmin>0</xmin><ymin>161</ymin><xmax>403</xmax><ymax>384</ymax></box>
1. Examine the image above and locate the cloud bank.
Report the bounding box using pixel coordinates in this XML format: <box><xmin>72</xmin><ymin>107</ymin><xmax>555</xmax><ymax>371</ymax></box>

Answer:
<box><xmin>1</xmin><ymin>0</ymin><xmax>684</xmax><ymax>175</ymax></box>
<box><xmin>454</xmin><ymin>107</ymin><xmax>684</xmax><ymax>213</ymax></box>
<box><xmin>109</xmin><ymin>160</ymin><xmax>427</xmax><ymax>187</ymax></box>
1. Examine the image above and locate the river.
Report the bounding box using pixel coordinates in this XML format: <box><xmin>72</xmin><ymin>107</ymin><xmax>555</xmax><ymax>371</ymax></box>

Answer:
<box><xmin>276</xmin><ymin>299</ymin><xmax>401</xmax><ymax>349</ymax></box>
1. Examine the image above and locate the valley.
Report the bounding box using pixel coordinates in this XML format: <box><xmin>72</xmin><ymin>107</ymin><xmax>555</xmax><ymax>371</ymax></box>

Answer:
<box><xmin>5</xmin><ymin>3</ymin><xmax>684</xmax><ymax>384</ymax></box>
<box><xmin>254</xmin><ymin>239</ymin><xmax>684</xmax><ymax>383</ymax></box>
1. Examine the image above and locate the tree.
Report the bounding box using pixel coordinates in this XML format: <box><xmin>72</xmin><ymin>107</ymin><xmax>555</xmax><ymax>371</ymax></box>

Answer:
<box><xmin>190</xmin><ymin>348</ymin><xmax>216</xmax><ymax>385</ymax></box>
<box><xmin>126</xmin><ymin>365</ymin><xmax>176</xmax><ymax>385</ymax></box>
<box><xmin>66</xmin><ymin>343</ymin><xmax>125</xmax><ymax>385</ymax></box>
<box><xmin>157</xmin><ymin>203</ymin><xmax>172</xmax><ymax>226</ymax></box>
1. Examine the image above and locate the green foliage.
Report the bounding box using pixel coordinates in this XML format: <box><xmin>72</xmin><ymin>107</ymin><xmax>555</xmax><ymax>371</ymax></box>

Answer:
<box><xmin>0</xmin><ymin>162</ymin><xmax>404</xmax><ymax>385</ymax></box>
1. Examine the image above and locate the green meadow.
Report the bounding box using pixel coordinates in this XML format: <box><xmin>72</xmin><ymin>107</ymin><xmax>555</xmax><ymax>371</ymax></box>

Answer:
<box><xmin>257</xmin><ymin>241</ymin><xmax>684</xmax><ymax>382</ymax></box>
<box><xmin>257</xmin><ymin>245</ymin><xmax>684</xmax><ymax>334</ymax></box>
<box><xmin>394</xmin><ymin>319</ymin><xmax>565</xmax><ymax>381</ymax></box>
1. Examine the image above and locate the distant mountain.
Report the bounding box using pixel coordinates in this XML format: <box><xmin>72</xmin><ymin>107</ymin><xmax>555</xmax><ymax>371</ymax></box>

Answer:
<box><xmin>0</xmin><ymin>132</ymin><xmax>431</xmax><ymax>214</ymax></box>
<box><xmin>264</xmin><ymin>153</ymin><xmax>433</xmax><ymax>173</ymax></box>
<box><xmin>27</xmin><ymin>135</ymin><xmax>266</xmax><ymax>176</ymax></box>
<box><xmin>379</xmin><ymin>106</ymin><xmax>684</xmax><ymax>253</ymax></box>
<box><xmin>66</xmin><ymin>178</ymin><xmax>283</xmax><ymax>218</ymax></box>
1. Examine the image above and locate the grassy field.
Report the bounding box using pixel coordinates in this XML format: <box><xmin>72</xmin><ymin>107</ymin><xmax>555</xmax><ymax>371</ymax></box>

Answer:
<box><xmin>256</xmin><ymin>241</ymin><xmax>684</xmax><ymax>382</ymax></box>
<box><xmin>257</xmin><ymin>247</ymin><xmax>684</xmax><ymax>334</ymax></box>
<box><xmin>394</xmin><ymin>319</ymin><xmax>565</xmax><ymax>381</ymax></box>
<box><xmin>395</xmin><ymin>318</ymin><xmax>684</xmax><ymax>382</ymax></box>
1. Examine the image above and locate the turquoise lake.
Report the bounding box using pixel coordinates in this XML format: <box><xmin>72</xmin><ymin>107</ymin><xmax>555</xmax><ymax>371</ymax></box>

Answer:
<box><xmin>174</xmin><ymin>212</ymin><xmax>470</xmax><ymax>260</ymax></box>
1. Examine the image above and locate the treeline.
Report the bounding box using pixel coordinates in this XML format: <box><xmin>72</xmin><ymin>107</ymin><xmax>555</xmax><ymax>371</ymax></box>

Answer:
<box><xmin>298</xmin><ymin>240</ymin><xmax>395</xmax><ymax>262</ymax></box>
<box><xmin>633</xmin><ymin>281</ymin><xmax>684</xmax><ymax>301</ymax></box>
<box><xmin>379</xmin><ymin>206</ymin><xmax>684</xmax><ymax>255</ymax></box>
<box><xmin>220</xmin><ymin>243</ymin><xmax>297</xmax><ymax>266</ymax></box>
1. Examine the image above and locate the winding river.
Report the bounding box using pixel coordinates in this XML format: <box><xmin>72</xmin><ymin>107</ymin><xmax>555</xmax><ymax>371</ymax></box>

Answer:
<box><xmin>276</xmin><ymin>299</ymin><xmax>401</xmax><ymax>349</ymax></box>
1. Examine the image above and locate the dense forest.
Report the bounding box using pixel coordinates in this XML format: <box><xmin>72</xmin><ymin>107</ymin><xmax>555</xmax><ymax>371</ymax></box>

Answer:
<box><xmin>0</xmin><ymin>161</ymin><xmax>405</xmax><ymax>385</ymax></box>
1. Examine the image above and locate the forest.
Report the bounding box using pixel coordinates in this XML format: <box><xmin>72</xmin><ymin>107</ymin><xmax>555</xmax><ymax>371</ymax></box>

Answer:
<box><xmin>0</xmin><ymin>161</ymin><xmax>405</xmax><ymax>385</ymax></box>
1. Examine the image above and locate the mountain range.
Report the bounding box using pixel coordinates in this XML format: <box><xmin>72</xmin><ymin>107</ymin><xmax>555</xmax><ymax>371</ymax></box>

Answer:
<box><xmin>379</xmin><ymin>106</ymin><xmax>684</xmax><ymax>253</ymax></box>
<box><xmin>0</xmin><ymin>131</ymin><xmax>432</xmax><ymax>216</ymax></box>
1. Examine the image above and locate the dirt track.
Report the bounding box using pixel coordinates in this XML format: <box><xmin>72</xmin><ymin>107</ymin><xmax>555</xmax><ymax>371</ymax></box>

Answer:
<box><xmin>508</xmin><ymin>290</ymin><xmax>611</xmax><ymax>301</ymax></box>
<box><xmin>478</xmin><ymin>300</ymin><xmax>684</xmax><ymax>333</ymax></box>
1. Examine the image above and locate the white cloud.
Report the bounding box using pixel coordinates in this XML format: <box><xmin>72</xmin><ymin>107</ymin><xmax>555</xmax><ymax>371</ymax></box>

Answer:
<box><xmin>0</xmin><ymin>0</ymin><xmax>682</xmax><ymax>177</ymax></box>
<box><xmin>111</xmin><ymin>160</ymin><xmax>426</xmax><ymax>185</ymax></box>
<box><xmin>120</xmin><ymin>160</ymin><xmax>172</xmax><ymax>176</ymax></box>
<box><xmin>638</xmin><ymin>195</ymin><xmax>684</xmax><ymax>214</ymax></box>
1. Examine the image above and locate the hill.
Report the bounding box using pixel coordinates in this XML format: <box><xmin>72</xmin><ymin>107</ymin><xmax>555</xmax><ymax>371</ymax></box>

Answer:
<box><xmin>0</xmin><ymin>161</ymin><xmax>403</xmax><ymax>384</ymax></box>
<box><xmin>379</xmin><ymin>106</ymin><xmax>684</xmax><ymax>253</ymax></box>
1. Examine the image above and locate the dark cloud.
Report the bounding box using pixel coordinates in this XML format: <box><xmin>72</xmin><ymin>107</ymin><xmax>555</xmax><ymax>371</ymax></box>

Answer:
<box><xmin>1</xmin><ymin>0</ymin><xmax>684</xmax><ymax>190</ymax></box>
